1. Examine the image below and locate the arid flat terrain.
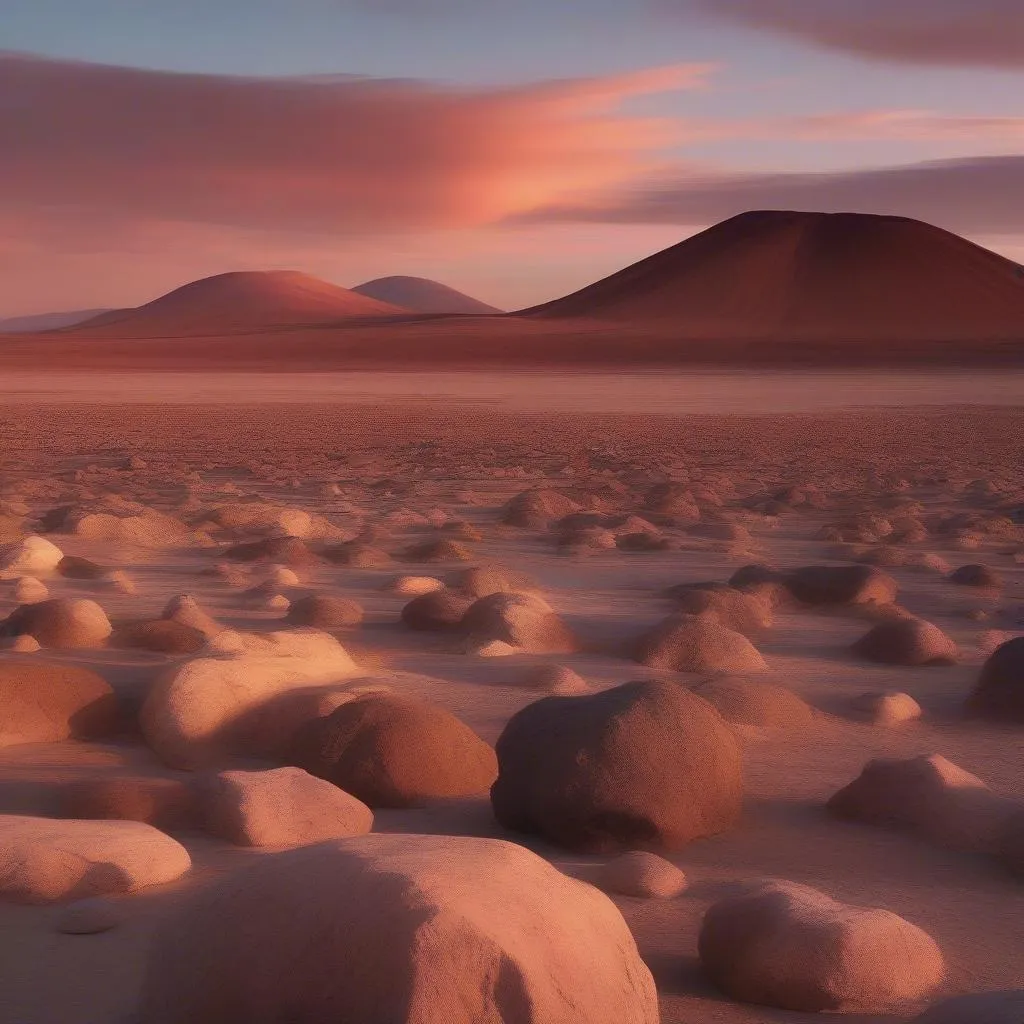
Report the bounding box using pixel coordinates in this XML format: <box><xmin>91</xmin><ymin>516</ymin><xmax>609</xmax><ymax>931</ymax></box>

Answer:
<box><xmin>0</xmin><ymin>400</ymin><xmax>1021</xmax><ymax>1023</ymax></box>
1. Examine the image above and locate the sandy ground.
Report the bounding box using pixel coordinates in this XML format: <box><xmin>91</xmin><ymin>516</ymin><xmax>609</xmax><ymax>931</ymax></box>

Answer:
<box><xmin>0</xmin><ymin>401</ymin><xmax>1021</xmax><ymax>1024</ymax></box>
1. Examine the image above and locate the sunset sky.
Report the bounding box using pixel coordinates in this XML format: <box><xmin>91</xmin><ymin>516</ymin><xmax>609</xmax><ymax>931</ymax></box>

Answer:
<box><xmin>2</xmin><ymin>0</ymin><xmax>1022</xmax><ymax>316</ymax></box>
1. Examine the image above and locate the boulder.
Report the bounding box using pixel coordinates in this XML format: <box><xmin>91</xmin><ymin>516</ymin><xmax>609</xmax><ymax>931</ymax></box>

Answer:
<box><xmin>633</xmin><ymin>614</ymin><xmax>767</xmax><ymax>674</ymax></box>
<box><xmin>401</xmin><ymin>589</ymin><xmax>474</xmax><ymax>631</ymax></box>
<box><xmin>1</xmin><ymin>597</ymin><xmax>112</xmax><ymax>649</ymax></box>
<box><xmin>139</xmin><ymin>629</ymin><xmax>362</xmax><ymax>769</ymax></box>
<box><xmin>491</xmin><ymin>680</ymin><xmax>742</xmax><ymax>852</ymax></box>
<box><xmin>460</xmin><ymin>592</ymin><xmax>578</xmax><ymax>654</ymax></box>
<box><xmin>56</xmin><ymin>555</ymin><xmax>108</xmax><ymax>580</ymax></box>
<box><xmin>0</xmin><ymin>536</ymin><xmax>64</xmax><ymax>577</ymax></box>
<box><xmin>134</xmin><ymin>834</ymin><xmax>659</xmax><ymax>1024</ymax></box>
<box><xmin>56</xmin><ymin>896</ymin><xmax>125</xmax><ymax>935</ymax></box>
<box><xmin>698</xmin><ymin>880</ymin><xmax>944</xmax><ymax>1013</ymax></box>
<box><xmin>391</xmin><ymin>575</ymin><xmax>444</xmax><ymax>597</ymax></box>
<box><xmin>113</xmin><ymin>620</ymin><xmax>206</xmax><ymax>654</ymax></box>
<box><xmin>852</xmin><ymin>618</ymin><xmax>959</xmax><ymax>666</ymax></box>
<box><xmin>162</xmin><ymin>595</ymin><xmax>222</xmax><ymax>638</ymax></box>
<box><xmin>4</xmin><ymin>634</ymin><xmax>41</xmax><ymax>653</ymax></box>
<box><xmin>850</xmin><ymin>691</ymin><xmax>922</xmax><ymax>726</ymax></box>
<box><xmin>827</xmin><ymin>754</ymin><xmax>1017</xmax><ymax>853</ymax></box>
<box><xmin>285</xmin><ymin>594</ymin><xmax>364</xmax><ymax>629</ymax></box>
<box><xmin>400</xmin><ymin>539</ymin><xmax>473</xmax><ymax>563</ymax></box>
<box><xmin>13</xmin><ymin>576</ymin><xmax>48</xmax><ymax>603</ymax></box>
<box><xmin>786</xmin><ymin>565</ymin><xmax>898</xmax><ymax>607</ymax></box>
<box><xmin>0</xmin><ymin>815</ymin><xmax>191</xmax><ymax>904</ymax></box>
<box><xmin>913</xmin><ymin>992</ymin><xmax>1024</xmax><ymax>1024</ymax></box>
<box><xmin>289</xmin><ymin>694</ymin><xmax>497</xmax><ymax>808</ymax></box>
<box><xmin>0</xmin><ymin>661</ymin><xmax>120</xmax><ymax>748</ymax></box>
<box><xmin>966</xmin><ymin>637</ymin><xmax>1024</xmax><ymax>722</ymax></box>
<box><xmin>666</xmin><ymin>583</ymin><xmax>772</xmax><ymax>635</ymax></box>
<box><xmin>322</xmin><ymin>541</ymin><xmax>392</xmax><ymax>567</ymax></box>
<box><xmin>596</xmin><ymin>851</ymin><xmax>687</xmax><ymax>899</ymax></box>
<box><xmin>197</xmin><ymin>767</ymin><xmax>373</xmax><ymax>848</ymax></box>
<box><xmin>59</xmin><ymin>777</ymin><xmax>198</xmax><ymax>831</ymax></box>
<box><xmin>949</xmin><ymin>564</ymin><xmax>1002</xmax><ymax>588</ymax></box>
<box><xmin>503</xmin><ymin>487</ymin><xmax>581</xmax><ymax>528</ymax></box>
<box><xmin>521</xmin><ymin>664</ymin><xmax>589</xmax><ymax>695</ymax></box>
<box><xmin>691</xmin><ymin>677</ymin><xmax>815</xmax><ymax>728</ymax></box>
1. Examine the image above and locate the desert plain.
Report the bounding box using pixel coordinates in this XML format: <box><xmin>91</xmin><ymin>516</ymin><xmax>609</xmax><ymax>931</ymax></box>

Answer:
<box><xmin>0</xmin><ymin>391</ymin><xmax>1020</xmax><ymax>1024</ymax></box>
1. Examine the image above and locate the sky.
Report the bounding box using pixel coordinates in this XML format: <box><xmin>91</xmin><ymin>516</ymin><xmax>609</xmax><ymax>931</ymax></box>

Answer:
<box><xmin>1</xmin><ymin>0</ymin><xmax>1022</xmax><ymax>316</ymax></box>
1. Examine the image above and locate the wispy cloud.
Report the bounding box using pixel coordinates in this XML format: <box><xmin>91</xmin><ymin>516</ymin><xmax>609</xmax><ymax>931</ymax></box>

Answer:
<box><xmin>0</xmin><ymin>51</ymin><xmax>713</xmax><ymax>237</ymax></box>
<box><xmin>513</xmin><ymin>155</ymin><xmax>1024</xmax><ymax>236</ymax></box>
<box><xmin>692</xmin><ymin>0</ymin><xmax>1024</xmax><ymax>69</ymax></box>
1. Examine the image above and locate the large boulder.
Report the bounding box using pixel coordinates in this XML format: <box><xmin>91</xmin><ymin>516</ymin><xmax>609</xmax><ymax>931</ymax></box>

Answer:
<box><xmin>852</xmin><ymin>618</ymin><xmax>959</xmax><ymax>666</ymax></box>
<box><xmin>491</xmin><ymin>680</ymin><xmax>742</xmax><ymax>852</ymax></box>
<box><xmin>401</xmin><ymin>589</ymin><xmax>475</xmax><ymax>631</ymax></box>
<box><xmin>690</xmin><ymin>677</ymin><xmax>815</xmax><ymax>728</ymax></box>
<box><xmin>134</xmin><ymin>835</ymin><xmax>659</xmax><ymax>1024</ymax></box>
<box><xmin>0</xmin><ymin>536</ymin><xmax>64</xmax><ymax>577</ymax></box>
<box><xmin>502</xmin><ymin>487</ymin><xmax>581</xmax><ymax>528</ymax></box>
<box><xmin>665</xmin><ymin>583</ymin><xmax>772</xmax><ymax>636</ymax></box>
<box><xmin>966</xmin><ymin>637</ymin><xmax>1024</xmax><ymax>722</ymax></box>
<box><xmin>197</xmin><ymin>767</ymin><xmax>373</xmax><ymax>847</ymax></box>
<box><xmin>139</xmin><ymin>629</ymin><xmax>362</xmax><ymax>769</ymax></box>
<box><xmin>65</xmin><ymin>509</ymin><xmax>193</xmax><ymax>548</ymax></box>
<box><xmin>698</xmin><ymin>880</ymin><xmax>944</xmax><ymax>1013</ymax></box>
<box><xmin>827</xmin><ymin>754</ymin><xmax>1017</xmax><ymax>853</ymax></box>
<box><xmin>0</xmin><ymin>661</ymin><xmax>120</xmax><ymax>748</ymax></box>
<box><xmin>460</xmin><ymin>592</ymin><xmax>578</xmax><ymax>654</ymax></box>
<box><xmin>289</xmin><ymin>694</ymin><xmax>497</xmax><ymax>808</ymax></box>
<box><xmin>0</xmin><ymin>815</ymin><xmax>191</xmax><ymax>904</ymax></box>
<box><xmin>1</xmin><ymin>597</ymin><xmax>112</xmax><ymax>649</ymax></box>
<box><xmin>786</xmin><ymin>565</ymin><xmax>898</xmax><ymax>607</ymax></box>
<box><xmin>285</xmin><ymin>595</ymin><xmax>364</xmax><ymax>629</ymax></box>
<box><xmin>633</xmin><ymin>614</ymin><xmax>767</xmax><ymax>674</ymax></box>
<box><xmin>913</xmin><ymin>992</ymin><xmax>1024</xmax><ymax>1024</ymax></box>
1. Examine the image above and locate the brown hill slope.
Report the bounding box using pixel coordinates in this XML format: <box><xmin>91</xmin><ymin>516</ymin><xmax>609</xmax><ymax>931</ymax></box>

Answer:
<box><xmin>522</xmin><ymin>211</ymin><xmax>1024</xmax><ymax>341</ymax></box>
<box><xmin>72</xmin><ymin>271</ymin><xmax>403</xmax><ymax>337</ymax></box>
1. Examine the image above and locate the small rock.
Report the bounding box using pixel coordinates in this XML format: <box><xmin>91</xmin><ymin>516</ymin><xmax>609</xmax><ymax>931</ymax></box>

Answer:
<box><xmin>56</xmin><ymin>896</ymin><xmax>125</xmax><ymax>934</ymax></box>
<box><xmin>596</xmin><ymin>851</ymin><xmax>687</xmax><ymax>899</ymax></box>
<box><xmin>13</xmin><ymin>576</ymin><xmax>48</xmax><ymax>603</ymax></box>
<box><xmin>850</xmin><ymin>691</ymin><xmax>922</xmax><ymax>726</ymax></box>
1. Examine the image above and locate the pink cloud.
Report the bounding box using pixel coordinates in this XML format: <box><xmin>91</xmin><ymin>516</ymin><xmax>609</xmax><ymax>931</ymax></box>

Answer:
<box><xmin>0</xmin><ymin>52</ymin><xmax>713</xmax><ymax>237</ymax></box>
<box><xmin>695</xmin><ymin>0</ymin><xmax>1024</xmax><ymax>69</ymax></box>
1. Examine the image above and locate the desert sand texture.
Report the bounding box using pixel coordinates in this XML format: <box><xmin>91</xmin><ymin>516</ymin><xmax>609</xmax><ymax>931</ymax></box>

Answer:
<box><xmin>0</xmin><ymin>402</ymin><xmax>1021</xmax><ymax>1024</ymax></box>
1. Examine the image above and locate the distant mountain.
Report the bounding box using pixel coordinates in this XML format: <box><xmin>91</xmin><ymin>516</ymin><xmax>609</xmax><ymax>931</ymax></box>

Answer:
<box><xmin>352</xmin><ymin>276</ymin><xmax>501</xmax><ymax>315</ymax></box>
<box><xmin>522</xmin><ymin>210</ymin><xmax>1024</xmax><ymax>341</ymax></box>
<box><xmin>0</xmin><ymin>309</ymin><xmax>114</xmax><ymax>333</ymax></box>
<box><xmin>72</xmin><ymin>270</ymin><xmax>403</xmax><ymax>337</ymax></box>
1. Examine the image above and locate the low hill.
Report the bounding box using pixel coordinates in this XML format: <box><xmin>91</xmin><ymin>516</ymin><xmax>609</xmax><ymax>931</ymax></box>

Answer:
<box><xmin>352</xmin><ymin>276</ymin><xmax>501</xmax><ymax>315</ymax></box>
<box><xmin>0</xmin><ymin>309</ymin><xmax>114</xmax><ymax>333</ymax></box>
<box><xmin>71</xmin><ymin>271</ymin><xmax>403</xmax><ymax>337</ymax></box>
<box><xmin>522</xmin><ymin>210</ymin><xmax>1024</xmax><ymax>341</ymax></box>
